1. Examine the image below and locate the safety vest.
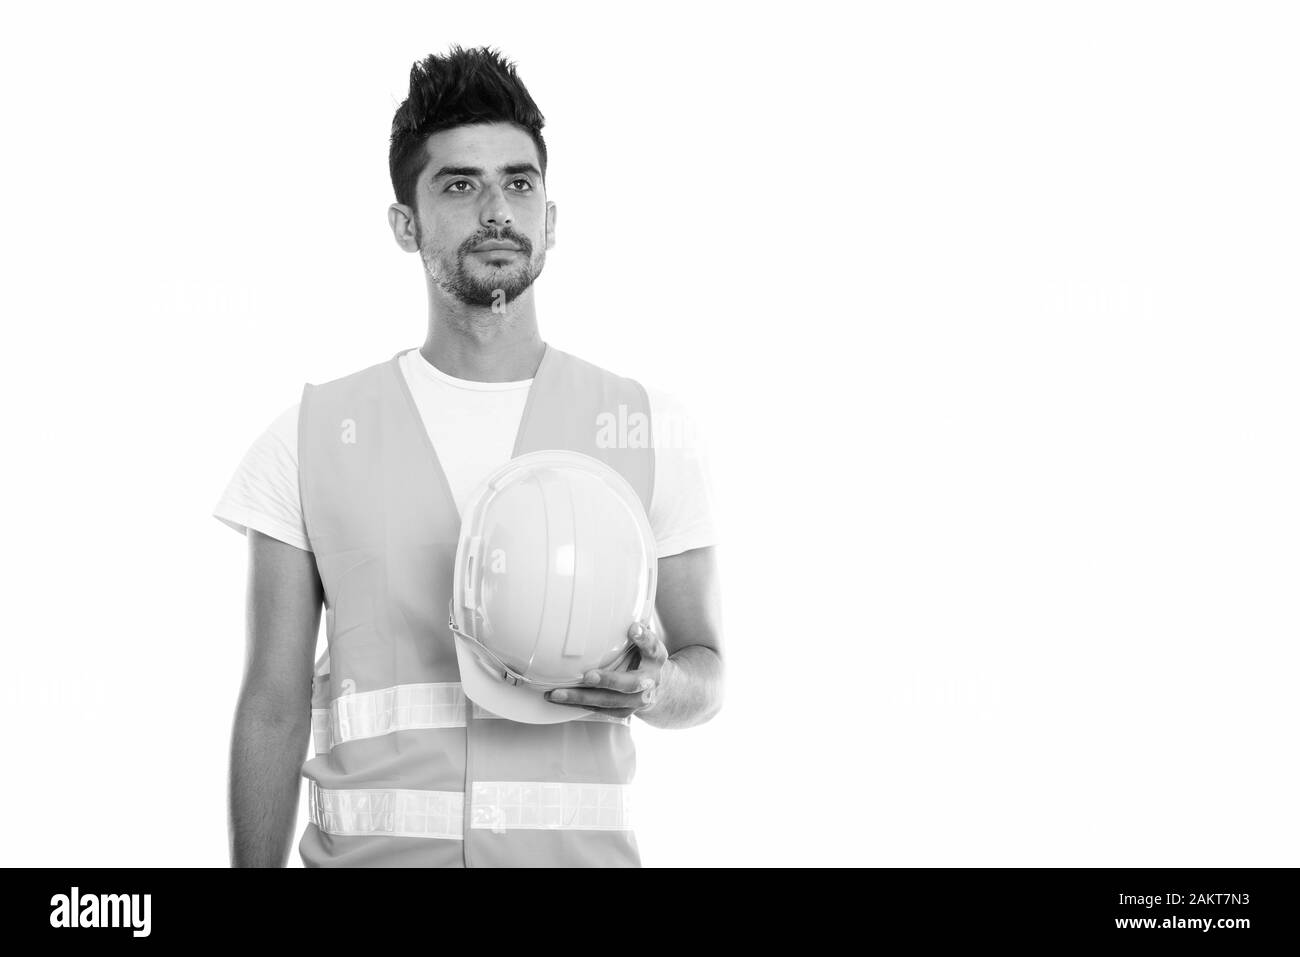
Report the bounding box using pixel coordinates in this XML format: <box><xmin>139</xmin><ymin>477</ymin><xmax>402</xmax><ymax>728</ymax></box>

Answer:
<box><xmin>297</xmin><ymin>344</ymin><xmax>655</xmax><ymax>867</ymax></box>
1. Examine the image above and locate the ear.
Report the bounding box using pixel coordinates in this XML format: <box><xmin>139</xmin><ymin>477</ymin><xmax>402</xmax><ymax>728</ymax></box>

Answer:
<box><xmin>388</xmin><ymin>203</ymin><xmax>420</xmax><ymax>253</ymax></box>
<box><xmin>545</xmin><ymin>200</ymin><xmax>557</xmax><ymax>251</ymax></box>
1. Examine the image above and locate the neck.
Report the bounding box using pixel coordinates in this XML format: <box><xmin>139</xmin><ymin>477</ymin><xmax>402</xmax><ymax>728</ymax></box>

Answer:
<box><xmin>420</xmin><ymin>284</ymin><xmax>545</xmax><ymax>382</ymax></box>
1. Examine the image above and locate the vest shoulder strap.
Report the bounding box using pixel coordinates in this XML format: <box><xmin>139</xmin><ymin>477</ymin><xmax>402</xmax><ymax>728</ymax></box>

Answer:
<box><xmin>519</xmin><ymin>346</ymin><xmax>656</xmax><ymax>511</ymax></box>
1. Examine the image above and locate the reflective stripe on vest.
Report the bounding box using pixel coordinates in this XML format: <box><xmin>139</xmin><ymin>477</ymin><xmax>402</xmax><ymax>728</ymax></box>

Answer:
<box><xmin>310</xmin><ymin>682</ymin><xmax>464</xmax><ymax>753</ymax></box>
<box><xmin>308</xmin><ymin>781</ymin><xmax>464</xmax><ymax>840</ymax></box>
<box><xmin>307</xmin><ymin>781</ymin><xmax>631</xmax><ymax>839</ymax></box>
<box><xmin>310</xmin><ymin>683</ymin><xmax>631</xmax><ymax>754</ymax></box>
<box><xmin>471</xmin><ymin>782</ymin><xmax>632</xmax><ymax>832</ymax></box>
<box><xmin>297</xmin><ymin>344</ymin><xmax>653</xmax><ymax>868</ymax></box>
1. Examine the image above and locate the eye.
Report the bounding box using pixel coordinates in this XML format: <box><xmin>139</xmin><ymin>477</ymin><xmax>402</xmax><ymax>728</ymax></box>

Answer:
<box><xmin>445</xmin><ymin>180</ymin><xmax>474</xmax><ymax>193</ymax></box>
<box><xmin>508</xmin><ymin>178</ymin><xmax>534</xmax><ymax>192</ymax></box>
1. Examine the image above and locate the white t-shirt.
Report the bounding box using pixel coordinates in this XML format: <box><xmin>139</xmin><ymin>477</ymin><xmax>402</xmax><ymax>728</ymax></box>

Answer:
<box><xmin>213</xmin><ymin>348</ymin><xmax>717</xmax><ymax>558</ymax></box>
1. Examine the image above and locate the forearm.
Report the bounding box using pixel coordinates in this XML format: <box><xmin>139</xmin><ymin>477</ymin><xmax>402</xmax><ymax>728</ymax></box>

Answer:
<box><xmin>229</xmin><ymin>703</ymin><xmax>310</xmax><ymax>867</ymax></box>
<box><xmin>637</xmin><ymin>644</ymin><xmax>723</xmax><ymax>729</ymax></box>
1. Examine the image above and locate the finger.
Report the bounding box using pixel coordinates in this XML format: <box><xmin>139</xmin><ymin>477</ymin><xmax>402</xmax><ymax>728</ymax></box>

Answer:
<box><xmin>628</xmin><ymin>622</ymin><xmax>667</xmax><ymax>663</ymax></box>
<box><xmin>573</xmin><ymin>706</ymin><xmax>638</xmax><ymax>720</ymax></box>
<box><xmin>548</xmin><ymin>688</ymin><xmax>646</xmax><ymax>710</ymax></box>
<box><xmin>582</xmin><ymin>667</ymin><xmax>656</xmax><ymax>694</ymax></box>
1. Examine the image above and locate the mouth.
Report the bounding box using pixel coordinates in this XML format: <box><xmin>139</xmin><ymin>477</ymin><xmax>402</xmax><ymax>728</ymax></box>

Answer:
<box><xmin>473</xmin><ymin>241</ymin><xmax>522</xmax><ymax>253</ymax></box>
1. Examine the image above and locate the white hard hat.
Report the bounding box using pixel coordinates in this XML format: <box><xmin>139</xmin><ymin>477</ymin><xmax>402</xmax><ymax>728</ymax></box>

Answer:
<box><xmin>449</xmin><ymin>450</ymin><xmax>657</xmax><ymax>724</ymax></box>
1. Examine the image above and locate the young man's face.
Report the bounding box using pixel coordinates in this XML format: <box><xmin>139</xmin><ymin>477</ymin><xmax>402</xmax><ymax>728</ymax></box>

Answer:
<box><xmin>411</xmin><ymin>122</ymin><xmax>554</xmax><ymax>308</ymax></box>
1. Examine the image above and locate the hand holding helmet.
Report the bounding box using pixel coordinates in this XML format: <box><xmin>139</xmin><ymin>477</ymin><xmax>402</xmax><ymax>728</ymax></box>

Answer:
<box><xmin>547</xmin><ymin>620</ymin><xmax>671</xmax><ymax>718</ymax></box>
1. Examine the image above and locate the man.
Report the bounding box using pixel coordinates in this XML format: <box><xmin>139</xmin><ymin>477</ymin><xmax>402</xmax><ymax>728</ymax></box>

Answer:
<box><xmin>214</xmin><ymin>45</ymin><xmax>723</xmax><ymax>867</ymax></box>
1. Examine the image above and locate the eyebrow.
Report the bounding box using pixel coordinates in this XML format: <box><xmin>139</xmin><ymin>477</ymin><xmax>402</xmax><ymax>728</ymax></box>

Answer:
<box><xmin>433</xmin><ymin>163</ymin><xmax>542</xmax><ymax>180</ymax></box>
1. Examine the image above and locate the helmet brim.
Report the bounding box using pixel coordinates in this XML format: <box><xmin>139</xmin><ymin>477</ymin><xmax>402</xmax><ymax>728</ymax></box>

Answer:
<box><xmin>453</xmin><ymin>629</ymin><xmax>598</xmax><ymax>724</ymax></box>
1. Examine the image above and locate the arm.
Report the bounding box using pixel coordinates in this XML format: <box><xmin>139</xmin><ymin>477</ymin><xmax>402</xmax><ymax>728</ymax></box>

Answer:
<box><xmin>638</xmin><ymin>545</ymin><xmax>724</xmax><ymax>729</ymax></box>
<box><xmin>547</xmin><ymin>545</ymin><xmax>724</xmax><ymax>729</ymax></box>
<box><xmin>228</xmin><ymin>529</ymin><xmax>322</xmax><ymax>867</ymax></box>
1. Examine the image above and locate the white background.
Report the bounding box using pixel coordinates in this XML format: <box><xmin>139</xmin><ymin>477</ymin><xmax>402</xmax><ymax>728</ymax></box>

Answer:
<box><xmin>1</xmin><ymin>1</ymin><xmax>1297</xmax><ymax>867</ymax></box>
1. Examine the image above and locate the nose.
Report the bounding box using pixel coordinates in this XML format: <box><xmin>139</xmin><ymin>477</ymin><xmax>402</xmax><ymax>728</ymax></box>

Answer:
<box><xmin>480</xmin><ymin>184</ymin><xmax>513</xmax><ymax>231</ymax></box>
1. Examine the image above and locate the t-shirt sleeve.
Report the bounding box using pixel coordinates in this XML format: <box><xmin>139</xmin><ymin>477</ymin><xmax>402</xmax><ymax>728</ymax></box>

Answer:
<box><xmin>212</xmin><ymin>401</ymin><xmax>312</xmax><ymax>552</ymax></box>
<box><xmin>645</xmin><ymin>386</ymin><xmax>719</xmax><ymax>558</ymax></box>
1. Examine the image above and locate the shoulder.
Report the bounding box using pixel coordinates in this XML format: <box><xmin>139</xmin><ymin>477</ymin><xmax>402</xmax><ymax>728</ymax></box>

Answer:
<box><xmin>266</xmin><ymin>400</ymin><xmax>301</xmax><ymax>451</ymax></box>
<box><xmin>304</xmin><ymin>355</ymin><xmax>396</xmax><ymax>396</ymax></box>
<box><xmin>637</xmin><ymin>383</ymin><xmax>718</xmax><ymax>554</ymax></box>
<box><xmin>549</xmin><ymin>347</ymin><xmax>705</xmax><ymax>452</ymax></box>
<box><xmin>234</xmin><ymin>400</ymin><xmax>302</xmax><ymax>474</ymax></box>
<box><xmin>642</xmin><ymin>384</ymin><xmax>689</xmax><ymax>420</ymax></box>
<box><xmin>298</xmin><ymin>356</ymin><xmax>398</xmax><ymax>434</ymax></box>
<box><xmin>641</xmin><ymin>384</ymin><xmax>706</xmax><ymax>454</ymax></box>
<box><xmin>544</xmin><ymin>345</ymin><xmax>647</xmax><ymax>394</ymax></box>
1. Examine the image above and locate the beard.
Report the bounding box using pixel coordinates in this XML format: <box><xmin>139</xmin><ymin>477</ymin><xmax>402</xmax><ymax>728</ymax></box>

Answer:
<box><xmin>419</xmin><ymin>226</ymin><xmax>545</xmax><ymax>308</ymax></box>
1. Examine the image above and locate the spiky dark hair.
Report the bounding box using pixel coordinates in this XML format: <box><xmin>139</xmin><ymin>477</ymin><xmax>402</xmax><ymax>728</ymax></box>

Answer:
<box><xmin>389</xmin><ymin>45</ymin><xmax>547</xmax><ymax>210</ymax></box>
